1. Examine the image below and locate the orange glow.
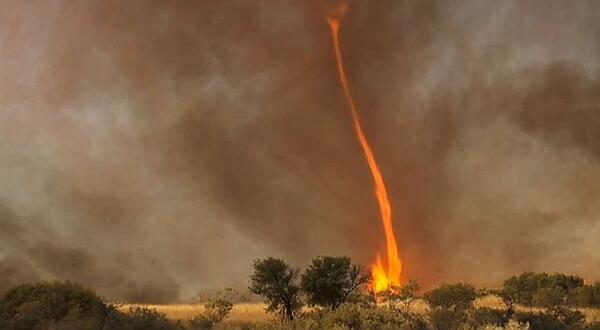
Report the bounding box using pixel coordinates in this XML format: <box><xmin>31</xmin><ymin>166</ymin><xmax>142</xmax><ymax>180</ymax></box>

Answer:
<box><xmin>327</xmin><ymin>16</ymin><xmax>402</xmax><ymax>293</ymax></box>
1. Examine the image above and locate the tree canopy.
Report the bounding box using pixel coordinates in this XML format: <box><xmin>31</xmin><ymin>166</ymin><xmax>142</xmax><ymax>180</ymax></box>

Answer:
<box><xmin>249</xmin><ymin>257</ymin><xmax>302</xmax><ymax>320</ymax></box>
<box><xmin>300</xmin><ymin>256</ymin><xmax>371</xmax><ymax>310</ymax></box>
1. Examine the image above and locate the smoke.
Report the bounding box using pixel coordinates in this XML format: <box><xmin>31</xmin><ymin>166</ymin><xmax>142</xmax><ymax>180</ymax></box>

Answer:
<box><xmin>0</xmin><ymin>0</ymin><xmax>599</xmax><ymax>300</ymax></box>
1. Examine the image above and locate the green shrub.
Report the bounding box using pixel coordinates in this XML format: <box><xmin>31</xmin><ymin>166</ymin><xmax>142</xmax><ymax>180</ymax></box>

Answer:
<box><xmin>503</xmin><ymin>272</ymin><xmax>544</xmax><ymax>306</ymax></box>
<box><xmin>570</xmin><ymin>283</ymin><xmax>600</xmax><ymax>308</ymax></box>
<box><xmin>495</xmin><ymin>287</ymin><xmax>519</xmax><ymax>322</ymax></box>
<box><xmin>424</xmin><ymin>283</ymin><xmax>479</xmax><ymax>330</ymax></box>
<box><xmin>515</xmin><ymin>308</ymin><xmax>584</xmax><ymax>330</ymax></box>
<box><xmin>469</xmin><ymin>307</ymin><xmax>505</xmax><ymax>328</ymax></box>
<box><xmin>515</xmin><ymin>311</ymin><xmax>565</xmax><ymax>330</ymax></box>
<box><xmin>0</xmin><ymin>281</ymin><xmax>111</xmax><ymax>330</ymax></box>
<box><xmin>533</xmin><ymin>287</ymin><xmax>567</xmax><ymax>309</ymax></box>
<box><xmin>318</xmin><ymin>304</ymin><xmax>363</xmax><ymax>329</ymax></box>
<box><xmin>189</xmin><ymin>298</ymin><xmax>233</xmax><ymax>329</ymax></box>
<box><xmin>115</xmin><ymin>306</ymin><xmax>184</xmax><ymax>330</ymax></box>
<box><xmin>552</xmin><ymin>307</ymin><xmax>585</xmax><ymax>328</ymax></box>
<box><xmin>428</xmin><ymin>307</ymin><xmax>467</xmax><ymax>330</ymax></box>
<box><xmin>244</xmin><ymin>304</ymin><xmax>418</xmax><ymax>330</ymax></box>
<box><xmin>477</xmin><ymin>320</ymin><xmax>530</xmax><ymax>330</ymax></box>
<box><xmin>0</xmin><ymin>282</ymin><xmax>187</xmax><ymax>330</ymax></box>
<box><xmin>424</xmin><ymin>283</ymin><xmax>478</xmax><ymax>310</ymax></box>
<box><xmin>307</xmin><ymin>303</ymin><xmax>412</xmax><ymax>330</ymax></box>
<box><xmin>379</xmin><ymin>279</ymin><xmax>420</xmax><ymax>313</ymax></box>
<box><xmin>585</xmin><ymin>321</ymin><xmax>600</xmax><ymax>330</ymax></box>
<box><xmin>504</xmin><ymin>272</ymin><xmax>584</xmax><ymax>307</ymax></box>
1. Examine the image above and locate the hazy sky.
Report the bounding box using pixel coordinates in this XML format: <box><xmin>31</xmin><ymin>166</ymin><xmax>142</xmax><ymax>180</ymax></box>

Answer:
<box><xmin>1</xmin><ymin>1</ymin><xmax>599</xmax><ymax>302</ymax></box>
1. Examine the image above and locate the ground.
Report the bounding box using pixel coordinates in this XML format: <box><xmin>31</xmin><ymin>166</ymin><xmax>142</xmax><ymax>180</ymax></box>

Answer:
<box><xmin>119</xmin><ymin>296</ymin><xmax>600</xmax><ymax>325</ymax></box>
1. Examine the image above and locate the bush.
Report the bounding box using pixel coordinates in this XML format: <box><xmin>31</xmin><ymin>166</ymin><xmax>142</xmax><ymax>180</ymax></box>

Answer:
<box><xmin>585</xmin><ymin>321</ymin><xmax>600</xmax><ymax>330</ymax></box>
<box><xmin>515</xmin><ymin>312</ymin><xmax>565</xmax><ymax>330</ymax></box>
<box><xmin>551</xmin><ymin>307</ymin><xmax>585</xmax><ymax>328</ymax></box>
<box><xmin>428</xmin><ymin>307</ymin><xmax>468</xmax><ymax>330</ymax></box>
<box><xmin>503</xmin><ymin>272</ymin><xmax>584</xmax><ymax>307</ymax></box>
<box><xmin>533</xmin><ymin>287</ymin><xmax>567</xmax><ymax>309</ymax></box>
<box><xmin>424</xmin><ymin>283</ymin><xmax>479</xmax><ymax>310</ymax></box>
<box><xmin>0</xmin><ymin>282</ymin><xmax>187</xmax><ymax>330</ymax></box>
<box><xmin>570</xmin><ymin>283</ymin><xmax>600</xmax><ymax>308</ymax></box>
<box><xmin>0</xmin><ymin>281</ymin><xmax>112</xmax><ymax>330</ymax></box>
<box><xmin>477</xmin><ymin>320</ymin><xmax>530</xmax><ymax>330</ymax></box>
<box><xmin>300</xmin><ymin>256</ymin><xmax>370</xmax><ymax>310</ymax></box>
<box><xmin>469</xmin><ymin>307</ymin><xmax>505</xmax><ymax>328</ymax></box>
<box><xmin>515</xmin><ymin>308</ymin><xmax>584</xmax><ymax>330</ymax></box>
<box><xmin>379</xmin><ymin>279</ymin><xmax>420</xmax><ymax>313</ymax></box>
<box><xmin>302</xmin><ymin>303</ymin><xmax>413</xmax><ymax>330</ymax></box>
<box><xmin>190</xmin><ymin>298</ymin><xmax>233</xmax><ymax>329</ymax></box>
<box><xmin>424</xmin><ymin>283</ymin><xmax>478</xmax><ymax>330</ymax></box>
<box><xmin>495</xmin><ymin>287</ymin><xmax>519</xmax><ymax>322</ymax></box>
<box><xmin>117</xmin><ymin>307</ymin><xmax>184</xmax><ymax>330</ymax></box>
<box><xmin>377</xmin><ymin>280</ymin><xmax>426</xmax><ymax>329</ymax></box>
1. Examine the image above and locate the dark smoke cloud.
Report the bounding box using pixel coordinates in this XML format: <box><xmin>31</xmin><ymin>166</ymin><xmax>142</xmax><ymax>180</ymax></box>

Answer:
<box><xmin>0</xmin><ymin>0</ymin><xmax>599</xmax><ymax>301</ymax></box>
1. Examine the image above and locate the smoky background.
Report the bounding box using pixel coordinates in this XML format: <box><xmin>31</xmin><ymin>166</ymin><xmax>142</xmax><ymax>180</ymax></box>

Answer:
<box><xmin>0</xmin><ymin>0</ymin><xmax>599</xmax><ymax>301</ymax></box>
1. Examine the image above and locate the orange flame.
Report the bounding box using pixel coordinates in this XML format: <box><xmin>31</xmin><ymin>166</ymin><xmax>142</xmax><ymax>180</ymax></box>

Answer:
<box><xmin>327</xmin><ymin>16</ymin><xmax>402</xmax><ymax>293</ymax></box>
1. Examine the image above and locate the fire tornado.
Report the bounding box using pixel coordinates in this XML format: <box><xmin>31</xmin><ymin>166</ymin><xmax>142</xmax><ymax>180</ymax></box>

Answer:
<box><xmin>326</xmin><ymin>16</ymin><xmax>402</xmax><ymax>292</ymax></box>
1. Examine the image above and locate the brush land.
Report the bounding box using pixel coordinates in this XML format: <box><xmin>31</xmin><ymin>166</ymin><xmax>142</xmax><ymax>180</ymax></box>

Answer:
<box><xmin>118</xmin><ymin>297</ymin><xmax>600</xmax><ymax>324</ymax></box>
<box><xmin>2</xmin><ymin>268</ymin><xmax>600</xmax><ymax>329</ymax></box>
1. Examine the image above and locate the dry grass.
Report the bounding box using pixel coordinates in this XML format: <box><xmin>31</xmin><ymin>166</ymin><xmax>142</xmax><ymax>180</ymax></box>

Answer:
<box><xmin>574</xmin><ymin>308</ymin><xmax>600</xmax><ymax>323</ymax></box>
<box><xmin>119</xmin><ymin>297</ymin><xmax>600</xmax><ymax>324</ymax></box>
<box><xmin>474</xmin><ymin>295</ymin><xmax>600</xmax><ymax>323</ymax></box>
<box><xmin>475</xmin><ymin>295</ymin><xmax>505</xmax><ymax>309</ymax></box>
<box><xmin>118</xmin><ymin>303</ymin><xmax>272</xmax><ymax>323</ymax></box>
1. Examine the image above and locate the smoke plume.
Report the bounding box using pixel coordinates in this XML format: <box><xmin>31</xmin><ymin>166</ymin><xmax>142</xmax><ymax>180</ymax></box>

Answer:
<box><xmin>0</xmin><ymin>0</ymin><xmax>599</xmax><ymax>300</ymax></box>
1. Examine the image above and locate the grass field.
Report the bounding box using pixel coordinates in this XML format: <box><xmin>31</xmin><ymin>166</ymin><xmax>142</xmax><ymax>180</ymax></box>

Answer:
<box><xmin>119</xmin><ymin>296</ymin><xmax>600</xmax><ymax>324</ymax></box>
<box><xmin>118</xmin><ymin>303</ymin><xmax>272</xmax><ymax>323</ymax></box>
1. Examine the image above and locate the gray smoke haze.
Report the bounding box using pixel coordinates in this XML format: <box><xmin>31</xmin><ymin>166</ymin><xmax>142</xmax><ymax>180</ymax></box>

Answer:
<box><xmin>0</xmin><ymin>0</ymin><xmax>599</xmax><ymax>301</ymax></box>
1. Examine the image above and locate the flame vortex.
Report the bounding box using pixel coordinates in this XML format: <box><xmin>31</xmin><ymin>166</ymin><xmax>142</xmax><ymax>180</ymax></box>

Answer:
<box><xmin>327</xmin><ymin>17</ymin><xmax>402</xmax><ymax>292</ymax></box>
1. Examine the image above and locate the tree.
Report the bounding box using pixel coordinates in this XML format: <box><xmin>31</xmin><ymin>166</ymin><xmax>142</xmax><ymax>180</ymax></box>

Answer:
<box><xmin>249</xmin><ymin>257</ymin><xmax>302</xmax><ymax>320</ymax></box>
<box><xmin>300</xmin><ymin>256</ymin><xmax>371</xmax><ymax>310</ymax></box>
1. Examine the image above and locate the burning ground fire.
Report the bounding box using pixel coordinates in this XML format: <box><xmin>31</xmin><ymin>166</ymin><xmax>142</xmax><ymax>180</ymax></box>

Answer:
<box><xmin>326</xmin><ymin>8</ymin><xmax>402</xmax><ymax>293</ymax></box>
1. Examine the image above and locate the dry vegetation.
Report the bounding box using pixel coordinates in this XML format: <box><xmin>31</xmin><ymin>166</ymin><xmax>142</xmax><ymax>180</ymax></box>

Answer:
<box><xmin>119</xmin><ymin>296</ymin><xmax>600</xmax><ymax>325</ymax></box>
<box><xmin>474</xmin><ymin>295</ymin><xmax>600</xmax><ymax>323</ymax></box>
<box><xmin>118</xmin><ymin>303</ymin><xmax>272</xmax><ymax>324</ymax></box>
<box><xmin>3</xmin><ymin>281</ymin><xmax>600</xmax><ymax>329</ymax></box>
